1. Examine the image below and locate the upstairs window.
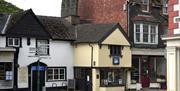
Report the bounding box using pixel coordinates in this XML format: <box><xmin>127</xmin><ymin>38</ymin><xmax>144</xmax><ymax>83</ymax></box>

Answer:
<box><xmin>134</xmin><ymin>23</ymin><xmax>158</xmax><ymax>44</ymax></box>
<box><xmin>7</xmin><ymin>37</ymin><xmax>21</xmax><ymax>47</ymax></box>
<box><xmin>141</xmin><ymin>0</ymin><xmax>149</xmax><ymax>12</ymax></box>
<box><xmin>162</xmin><ymin>0</ymin><xmax>168</xmax><ymax>14</ymax></box>
<box><xmin>36</xmin><ymin>39</ymin><xmax>49</xmax><ymax>56</ymax></box>
<box><xmin>109</xmin><ymin>45</ymin><xmax>122</xmax><ymax>57</ymax></box>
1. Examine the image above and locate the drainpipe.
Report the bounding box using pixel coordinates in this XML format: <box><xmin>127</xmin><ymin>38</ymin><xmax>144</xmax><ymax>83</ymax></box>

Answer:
<box><xmin>89</xmin><ymin>44</ymin><xmax>93</xmax><ymax>68</ymax></box>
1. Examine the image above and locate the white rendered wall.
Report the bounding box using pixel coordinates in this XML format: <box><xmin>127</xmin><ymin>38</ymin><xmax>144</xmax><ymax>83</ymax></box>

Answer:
<box><xmin>0</xmin><ymin>36</ymin><xmax>6</xmax><ymax>47</ymax></box>
<box><xmin>17</xmin><ymin>37</ymin><xmax>74</xmax><ymax>88</ymax></box>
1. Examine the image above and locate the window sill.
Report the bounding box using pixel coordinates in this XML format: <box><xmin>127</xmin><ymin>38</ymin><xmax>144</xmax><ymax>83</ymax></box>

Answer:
<box><xmin>134</xmin><ymin>42</ymin><xmax>158</xmax><ymax>45</ymax></box>
<box><xmin>46</xmin><ymin>79</ymin><xmax>67</xmax><ymax>82</ymax></box>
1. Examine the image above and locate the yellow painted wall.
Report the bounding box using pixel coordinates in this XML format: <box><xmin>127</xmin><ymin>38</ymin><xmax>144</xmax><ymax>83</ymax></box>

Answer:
<box><xmin>102</xmin><ymin>28</ymin><xmax>130</xmax><ymax>46</ymax></box>
<box><xmin>98</xmin><ymin>45</ymin><xmax>131</xmax><ymax>67</ymax></box>
<box><xmin>74</xmin><ymin>43</ymin><xmax>99</xmax><ymax>67</ymax></box>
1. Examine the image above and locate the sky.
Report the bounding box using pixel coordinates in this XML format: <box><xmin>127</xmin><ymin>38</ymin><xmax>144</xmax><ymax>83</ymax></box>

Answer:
<box><xmin>5</xmin><ymin>0</ymin><xmax>62</xmax><ymax>17</ymax></box>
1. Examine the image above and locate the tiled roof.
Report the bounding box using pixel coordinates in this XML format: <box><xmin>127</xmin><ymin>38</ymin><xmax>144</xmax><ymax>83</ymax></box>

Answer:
<box><xmin>75</xmin><ymin>23</ymin><xmax>119</xmax><ymax>43</ymax></box>
<box><xmin>37</xmin><ymin>16</ymin><xmax>76</xmax><ymax>41</ymax></box>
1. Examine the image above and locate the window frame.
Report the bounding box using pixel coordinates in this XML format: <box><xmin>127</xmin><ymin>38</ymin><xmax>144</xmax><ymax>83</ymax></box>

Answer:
<box><xmin>134</xmin><ymin>23</ymin><xmax>158</xmax><ymax>44</ymax></box>
<box><xmin>162</xmin><ymin>0</ymin><xmax>168</xmax><ymax>15</ymax></box>
<box><xmin>46</xmin><ymin>67</ymin><xmax>67</xmax><ymax>82</ymax></box>
<box><xmin>6</xmin><ymin>37</ymin><xmax>21</xmax><ymax>47</ymax></box>
<box><xmin>109</xmin><ymin>45</ymin><xmax>122</xmax><ymax>57</ymax></box>
<box><xmin>141</xmin><ymin>0</ymin><xmax>149</xmax><ymax>12</ymax></box>
<box><xmin>36</xmin><ymin>39</ymin><xmax>50</xmax><ymax>56</ymax></box>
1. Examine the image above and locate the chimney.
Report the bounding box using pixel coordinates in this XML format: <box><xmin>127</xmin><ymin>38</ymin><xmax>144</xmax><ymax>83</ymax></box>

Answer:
<box><xmin>64</xmin><ymin>15</ymin><xmax>80</xmax><ymax>25</ymax></box>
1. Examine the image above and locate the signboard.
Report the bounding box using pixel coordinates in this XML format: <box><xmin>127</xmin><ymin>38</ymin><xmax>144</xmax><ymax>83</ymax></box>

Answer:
<box><xmin>31</xmin><ymin>66</ymin><xmax>47</xmax><ymax>71</ymax></box>
<box><xmin>113</xmin><ymin>56</ymin><xmax>120</xmax><ymax>65</ymax></box>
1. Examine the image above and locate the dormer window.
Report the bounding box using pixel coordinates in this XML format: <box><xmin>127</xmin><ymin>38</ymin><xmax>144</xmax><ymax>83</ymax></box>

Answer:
<box><xmin>7</xmin><ymin>37</ymin><xmax>21</xmax><ymax>47</ymax></box>
<box><xmin>141</xmin><ymin>0</ymin><xmax>149</xmax><ymax>12</ymax></box>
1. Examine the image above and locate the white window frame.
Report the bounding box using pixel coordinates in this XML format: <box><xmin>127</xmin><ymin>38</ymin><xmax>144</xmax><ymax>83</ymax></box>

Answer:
<box><xmin>7</xmin><ymin>38</ymin><xmax>20</xmax><ymax>47</ymax></box>
<box><xmin>134</xmin><ymin>23</ymin><xmax>158</xmax><ymax>44</ymax></box>
<box><xmin>46</xmin><ymin>67</ymin><xmax>66</xmax><ymax>81</ymax></box>
<box><xmin>36</xmin><ymin>39</ymin><xmax>49</xmax><ymax>56</ymax></box>
<box><xmin>142</xmin><ymin>0</ymin><xmax>149</xmax><ymax>12</ymax></box>
<box><xmin>162</xmin><ymin>0</ymin><xmax>168</xmax><ymax>15</ymax></box>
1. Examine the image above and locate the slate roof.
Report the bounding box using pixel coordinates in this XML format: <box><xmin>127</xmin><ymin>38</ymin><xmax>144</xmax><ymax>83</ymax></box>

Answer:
<box><xmin>75</xmin><ymin>23</ymin><xmax>129</xmax><ymax>43</ymax></box>
<box><xmin>0</xmin><ymin>9</ymin><xmax>75</xmax><ymax>41</ymax></box>
<box><xmin>37</xmin><ymin>16</ymin><xmax>76</xmax><ymax>41</ymax></box>
<box><xmin>0</xmin><ymin>13</ymin><xmax>9</xmax><ymax>34</ymax></box>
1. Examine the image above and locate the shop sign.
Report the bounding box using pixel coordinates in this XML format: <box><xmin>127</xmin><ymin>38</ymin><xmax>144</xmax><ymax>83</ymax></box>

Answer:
<box><xmin>113</xmin><ymin>56</ymin><xmax>120</xmax><ymax>65</ymax></box>
<box><xmin>31</xmin><ymin>66</ymin><xmax>47</xmax><ymax>71</ymax></box>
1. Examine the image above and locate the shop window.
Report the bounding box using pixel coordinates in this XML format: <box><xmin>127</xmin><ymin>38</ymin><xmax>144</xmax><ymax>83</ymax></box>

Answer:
<box><xmin>131</xmin><ymin>57</ymin><xmax>140</xmax><ymax>83</ymax></box>
<box><xmin>100</xmin><ymin>69</ymin><xmax>124</xmax><ymax>86</ymax></box>
<box><xmin>109</xmin><ymin>45</ymin><xmax>122</xmax><ymax>57</ymax></box>
<box><xmin>36</xmin><ymin>39</ymin><xmax>49</xmax><ymax>56</ymax></box>
<box><xmin>7</xmin><ymin>37</ymin><xmax>21</xmax><ymax>47</ymax></box>
<box><xmin>149</xmin><ymin>57</ymin><xmax>166</xmax><ymax>83</ymax></box>
<box><xmin>46</xmin><ymin>67</ymin><xmax>66</xmax><ymax>81</ymax></box>
<box><xmin>0</xmin><ymin>62</ymin><xmax>13</xmax><ymax>87</ymax></box>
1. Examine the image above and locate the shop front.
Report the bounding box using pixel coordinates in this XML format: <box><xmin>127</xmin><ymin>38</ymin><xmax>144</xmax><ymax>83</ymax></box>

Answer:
<box><xmin>131</xmin><ymin>56</ymin><xmax>166</xmax><ymax>89</ymax></box>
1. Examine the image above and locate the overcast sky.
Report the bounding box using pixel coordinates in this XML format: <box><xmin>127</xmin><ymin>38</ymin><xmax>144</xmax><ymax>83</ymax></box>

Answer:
<box><xmin>5</xmin><ymin>0</ymin><xmax>62</xmax><ymax>17</ymax></box>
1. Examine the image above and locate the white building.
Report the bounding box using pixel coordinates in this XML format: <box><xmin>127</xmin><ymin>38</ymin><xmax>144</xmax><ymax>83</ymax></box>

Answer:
<box><xmin>0</xmin><ymin>9</ymin><xmax>75</xmax><ymax>91</ymax></box>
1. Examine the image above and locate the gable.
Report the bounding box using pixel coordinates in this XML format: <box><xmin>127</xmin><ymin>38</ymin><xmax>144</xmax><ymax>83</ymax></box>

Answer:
<box><xmin>6</xmin><ymin>10</ymin><xmax>50</xmax><ymax>38</ymax></box>
<box><xmin>102</xmin><ymin>28</ymin><xmax>130</xmax><ymax>46</ymax></box>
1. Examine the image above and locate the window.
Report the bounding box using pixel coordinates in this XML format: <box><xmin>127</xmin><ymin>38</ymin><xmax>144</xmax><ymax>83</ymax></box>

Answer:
<box><xmin>0</xmin><ymin>62</ymin><xmax>13</xmax><ymax>87</ymax></box>
<box><xmin>36</xmin><ymin>39</ymin><xmax>49</xmax><ymax>55</ymax></box>
<box><xmin>109</xmin><ymin>45</ymin><xmax>122</xmax><ymax>56</ymax></box>
<box><xmin>141</xmin><ymin>0</ymin><xmax>149</xmax><ymax>12</ymax></box>
<box><xmin>134</xmin><ymin>23</ymin><xmax>158</xmax><ymax>44</ymax></box>
<box><xmin>100</xmin><ymin>69</ymin><xmax>125</xmax><ymax>86</ymax></box>
<box><xmin>46</xmin><ymin>67</ymin><xmax>66</xmax><ymax>81</ymax></box>
<box><xmin>162</xmin><ymin>0</ymin><xmax>168</xmax><ymax>14</ymax></box>
<box><xmin>7</xmin><ymin>38</ymin><xmax>20</xmax><ymax>47</ymax></box>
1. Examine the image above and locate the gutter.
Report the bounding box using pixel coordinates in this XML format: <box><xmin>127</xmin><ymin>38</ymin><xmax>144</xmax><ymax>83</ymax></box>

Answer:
<box><xmin>89</xmin><ymin>44</ymin><xmax>93</xmax><ymax>68</ymax></box>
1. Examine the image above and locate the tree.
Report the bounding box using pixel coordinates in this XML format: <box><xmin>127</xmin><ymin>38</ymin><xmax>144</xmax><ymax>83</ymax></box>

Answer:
<box><xmin>0</xmin><ymin>0</ymin><xmax>23</xmax><ymax>13</ymax></box>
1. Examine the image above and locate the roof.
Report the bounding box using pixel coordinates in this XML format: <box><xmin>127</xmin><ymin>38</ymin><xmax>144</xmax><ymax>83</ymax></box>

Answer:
<box><xmin>0</xmin><ymin>9</ymin><xmax>75</xmax><ymax>41</ymax></box>
<box><xmin>37</xmin><ymin>16</ymin><xmax>76</xmax><ymax>41</ymax></box>
<box><xmin>0</xmin><ymin>13</ymin><xmax>9</xmax><ymax>34</ymax></box>
<box><xmin>3</xmin><ymin>9</ymin><xmax>51</xmax><ymax>38</ymax></box>
<box><xmin>75</xmin><ymin>23</ymin><xmax>130</xmax><ymax>44</ymax></box>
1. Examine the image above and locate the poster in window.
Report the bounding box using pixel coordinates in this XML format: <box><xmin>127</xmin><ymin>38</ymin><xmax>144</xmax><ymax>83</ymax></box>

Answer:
<box><xmin>6</xmin><ymin>71</ymin><xmax>12</xmax><ymax>80</ymax></box>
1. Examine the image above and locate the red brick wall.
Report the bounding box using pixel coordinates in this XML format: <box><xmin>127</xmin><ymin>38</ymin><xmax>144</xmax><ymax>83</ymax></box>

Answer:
<box><xmin>168</xmin><ymin>0</ymin><xmax>179</xmax><ymax>36</ymax></box>
<box><xmin>77</xmin><ymin>0</ymin><xmax>128</xmax><ymax>32</ymax></box>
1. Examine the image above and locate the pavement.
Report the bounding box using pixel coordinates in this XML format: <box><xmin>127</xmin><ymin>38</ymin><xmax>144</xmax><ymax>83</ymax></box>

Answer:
<box><xmin>128</xmin><ymin>88</ymin><xmax>166</xmax><ymax>91</ymax></box>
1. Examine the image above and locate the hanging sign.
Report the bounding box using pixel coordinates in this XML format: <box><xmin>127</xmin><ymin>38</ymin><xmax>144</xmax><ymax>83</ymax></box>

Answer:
<box><xmin>113</xmin><ymin>56</ymin><xmax>120</xmax><ymax>65</ymax></box>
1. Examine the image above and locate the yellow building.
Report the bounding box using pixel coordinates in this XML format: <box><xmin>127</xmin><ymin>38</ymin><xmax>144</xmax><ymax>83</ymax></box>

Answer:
<box><xmin>73</xmin><ymin>23</ymin><xmax>131</xmax><ymax>91</ymax></box>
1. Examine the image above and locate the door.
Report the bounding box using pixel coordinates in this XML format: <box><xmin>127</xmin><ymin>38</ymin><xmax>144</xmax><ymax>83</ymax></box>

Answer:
<box><xmin>28</xmin><ymin>61</ymin><xmax>47</xmax><ymax>91</ymax></box>
<box><xmin>141</xmin><ymin>58</ymin><xmax>150</xmax><ymax>88</ymax></box>
<box><xmin>74</xmin><ymin>68</ymin><xmax>92</xmax><ymax>91</ymax></box>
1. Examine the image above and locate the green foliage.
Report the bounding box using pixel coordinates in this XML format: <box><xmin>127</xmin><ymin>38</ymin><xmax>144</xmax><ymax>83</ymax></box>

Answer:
<box><xmin>0</xmin><ymin>0</ymin><xmax>23</xmax><ymax>13</ymax></box>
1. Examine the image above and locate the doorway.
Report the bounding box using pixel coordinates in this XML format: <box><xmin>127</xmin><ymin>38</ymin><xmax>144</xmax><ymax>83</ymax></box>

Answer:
<box><xmin>141</xmin><ymin>58</ymin><xmax>150</xmax><ymax>88</ymax></box>
<box><xmin>74</xmin><ymin>68</ymin><xmax>92</xmax><ymax>91</ymax></box>
<box><xmin>28</xmin><ymin>61</ymin><xmax>47</xmax><ymax>91</ymax></box>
